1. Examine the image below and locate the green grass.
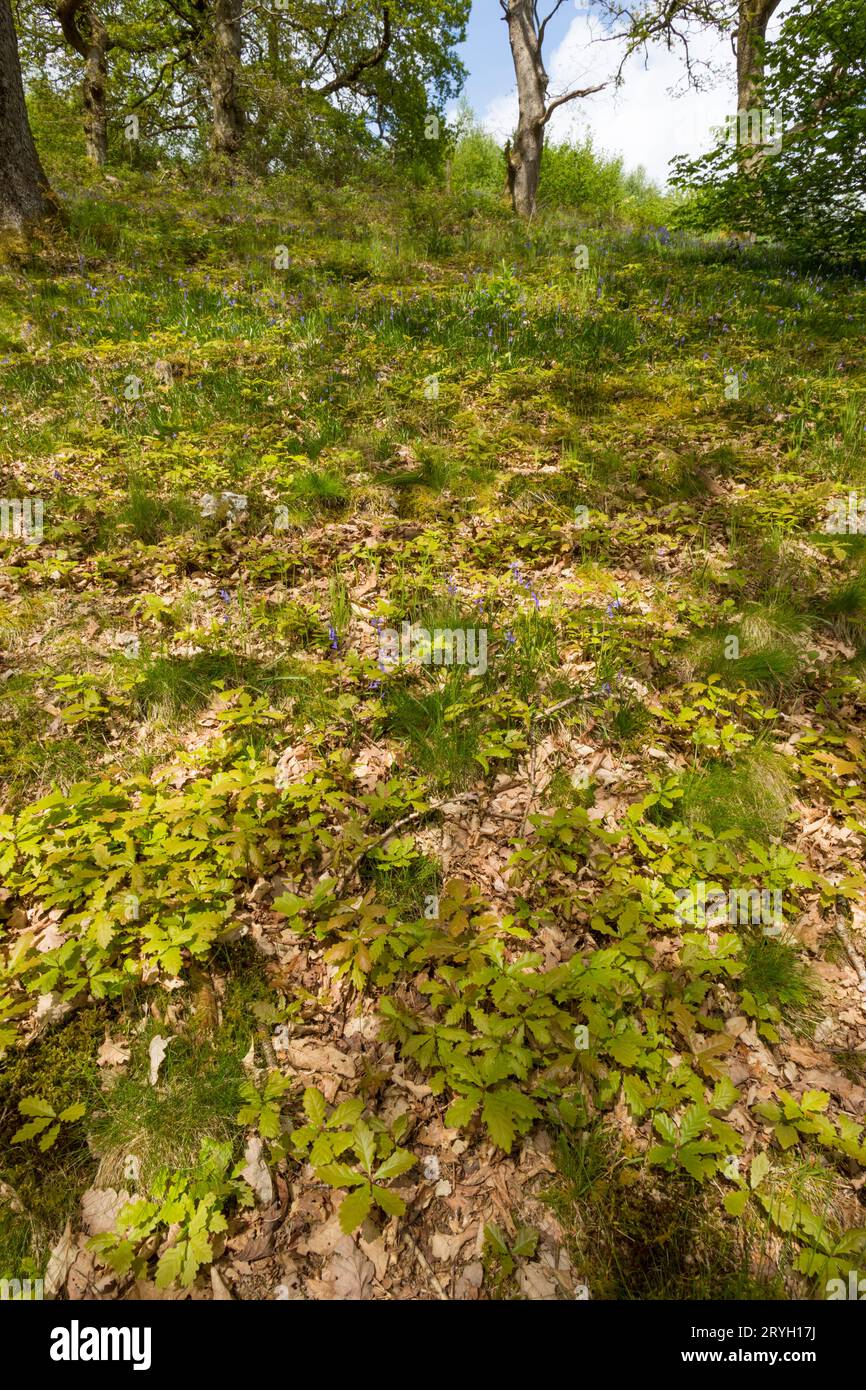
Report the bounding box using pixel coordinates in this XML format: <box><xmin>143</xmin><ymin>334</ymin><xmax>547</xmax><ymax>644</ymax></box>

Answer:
<box><xmin>370</xmin><ymin>854</ymin><xmax>441</xmax><ymax>919</ymax></box>
<box><xmin>681</xmin><ymin>605</ymin><xmax>809</xmax><ymax>690</ymax></box>
<box><xmin>0</xmin><ymin>1010</ymin><xmax>106</xmax><ymax>1277</ymax></box>
<box><xmin>88</xmin><ymin>1025</ymin><xmax>247</xmax><ymax>1192</ymax></box>
<box><xmin>2</xmin><ymin>162</ymin><xmax>866</xmax><ymax>1302</ymax></box>
<box><xmin>114</xmin><ymin>478</ymin><xmax>199</xmax><ymax>545</ymax></box>
<box><xmin>741</xmin><ymin>934</ymin><xmax>823</xmax><ymax>1033</ymax></box>
<box><xmin>678</xmin><ymin>749</ymin><xmax>793</xmax><ymax>842</ymax></box>
<box><xmin>384</xmin><ymin>670</ymin><xmax>485</xmax><ymax>789</ymax></box>
<box><xmin>543</xmin><ymin>1120</ymin><xmax>786</xmax><ymax>1301</ymax></box>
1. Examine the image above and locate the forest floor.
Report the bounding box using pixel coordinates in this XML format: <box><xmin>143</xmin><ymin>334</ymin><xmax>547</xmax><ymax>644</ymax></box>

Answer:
<box><xmin>1</xmin><ymin>167</ymin><xmax>866</xmax><ymax>1301</ymax></box>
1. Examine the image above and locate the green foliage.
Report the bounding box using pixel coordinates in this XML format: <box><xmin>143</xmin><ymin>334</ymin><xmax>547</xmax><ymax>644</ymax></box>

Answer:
<box><xmin>18</xmin><ymin>0</ymin><xmax>471</xmax><ymax>178</ymax></box>
<box><xmin>3</xmin><ymin>120</ymin><xmax>866</xmax><ymax>1302</ymax></box>
<box><xmin>236</xmin><ymin>1071</ymin><xmax>292</xmax><ymax>1140</ymax></box>
<box><xmin>672</xmin><ymin>0</ymin><xmax>866</xmax><ymax>263</ymax></box>
<box><xmin>449</xmin><ymin>107</ymin><xmax>672</xmax><ymax>226</ymax></box>
<box><xmin>11</xmin><ymin>1096</ymin><xmax>86</xmax><ymax>1152</ymax></box>
<box><xmin>1</xmin><ymin>718</ymin><xmax>298</xmax><ymax>1030</ymax></box>
<box><xmin>483</xmin><ymin>1221</ymin><xmax>539</xmax><ymax>1294</ymax></box>
<box><xmin>649</xmin><ymin>677</ymin><xmax>777</xmax><ymax>760</ymax></box>
<box><xmin>754</xmin><ymin>1090</ymin><xmax>866</xmax><ymax>1165</ymax></box>
<box><xmin>539</xmin><ymin>138</ymin><xmax>668</xmax><ymax>225</ymax></box>
<box><xmin>291</xmin><ymin>1089</ymin><xmax>415</xmax><ymax>1233</ymax></box>
<box><xmin>449</xmin><ymin>105</ymin><xmax>504</xmax><ymax>200</ymax></box>
<box><xmin>290</xmin><ymin>1087</ymin><xmax>366</xmax><ymax>1165</ymax></box>
<box><xmin>723</xmin><ymin>1149</ymin><xmax>866</xmax><ymax>1287</ymax></box>
<box><xmin>90</xmin><ymin>1139</ymin><xmax>252</xmax><ymax>1288</ymax></box>
<box><xmin>647</xmin><ymin>1101</ymin><xmax>742</xmax><ymax>1182</ymax></box>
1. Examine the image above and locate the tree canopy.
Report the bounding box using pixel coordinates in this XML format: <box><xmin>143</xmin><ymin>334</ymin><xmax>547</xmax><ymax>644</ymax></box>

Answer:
<box><xmin>671</xmin><ymin>0</ymin><xmax>866</xmax><ymax>262</ymax></box>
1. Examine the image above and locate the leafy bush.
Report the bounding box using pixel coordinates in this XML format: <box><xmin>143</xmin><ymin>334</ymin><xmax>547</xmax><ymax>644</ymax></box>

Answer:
<box><xmin>672</xmin><ymin>0</ymin><xmax>866</xmax><ymax>263</ymax></box>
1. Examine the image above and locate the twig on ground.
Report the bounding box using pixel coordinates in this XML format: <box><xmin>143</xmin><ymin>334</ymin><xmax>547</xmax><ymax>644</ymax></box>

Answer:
<box><xmin>834</xmin><ymin>915</ymin><xmax>866</xmax><ymax>994</ymax></box>
<box><xmin>331</xmin><ymin>781</ymin><xmax>522</xmax><ymax>896</ymax></box>
<box><xmin>404</xmin><ymin>1229</ymin><xmax>449</xmax><ymax>1300</ymax></box>
<box><xmin>257</xmin><ymin>1025</ymin><xmax>279</xmax><ymax>1069</ymax></box>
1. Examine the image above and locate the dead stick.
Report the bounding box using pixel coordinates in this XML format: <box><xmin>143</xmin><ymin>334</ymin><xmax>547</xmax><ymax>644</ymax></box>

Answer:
<box><xmin>834</xmin><ymin>915</ymin><xmax>866</xmax><ymax>991</ymax></box>
<box><xmin>404</xmin><ymin>1230</ymin><xmax>449</xmax><ymax>1301</ymax></box>
<box><xmin>331</xmin><ymin>782</ymin><xmax>522</xmax><ymax>897</ymax></box>
<box><xmin>532</xmin><ymin>693</ymin><xmax>586</xmax><ymax>722</ymax></box>
<box><xmin>518</xmin><ymin>741</ymin><xmax>539</xmax><ymax>841</ymax></box>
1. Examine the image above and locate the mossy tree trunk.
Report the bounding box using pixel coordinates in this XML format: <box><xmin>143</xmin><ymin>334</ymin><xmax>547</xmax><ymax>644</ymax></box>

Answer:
<box><xmin>0</xmin><ymin>0</ymin><xmax>54</xmax><ymax>229</ymax></box>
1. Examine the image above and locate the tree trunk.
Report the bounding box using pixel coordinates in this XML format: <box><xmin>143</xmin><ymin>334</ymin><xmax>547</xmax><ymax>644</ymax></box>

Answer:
<box><xmin>266</xmin><ymin>12</ymin><xmax>279</xmax><ymax>75</ymax></box>
<box><xmin>0</xmin><ymin>0</ymin><xmax>54</xmax><ymax>229</ymax></box>
<box><xmin>737</xmin><ymin>0</ymin><xmax>783</xmax><ymax>113</ymax></box>
<box><xmin>83</xmin><ymin>18</ymin><xmax>108</xmax><ymax>165</ymax></box>
<box><xmin>504</xmin><ymin>0</ymin><xmax>547</xmax><ymax>218</ymax></box>
<box><xmin>735</xmin><ymin>0</ymin><xmax>782</xmax><ymax>170</ymax></box>
<box><xmin>209</xmin><ymin>0</ymin><xmax>244</xmax><ymax>157</ymax></box>
<box><xmin>55</xmin><ymin>3</ymin><xmax>112</xmax><ymax>166</ymax></box>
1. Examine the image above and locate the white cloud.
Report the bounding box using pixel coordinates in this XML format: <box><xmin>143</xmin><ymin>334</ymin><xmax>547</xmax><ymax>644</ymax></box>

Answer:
<box><xmin>478</xmin><ymin>6</ymin><xmax>795</xmax><ymax>188</ymax></box>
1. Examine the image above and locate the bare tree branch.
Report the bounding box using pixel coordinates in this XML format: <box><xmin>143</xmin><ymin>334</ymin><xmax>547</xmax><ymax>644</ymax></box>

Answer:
<box><xmin>542</xmin><ymin>80</ymin><xmax>606</xmax><ymax>125</ymax></box>
<box><xmin>537</xmin><ymin>0</ymin><xmax>568</xmax><ymax>49</ymax></box>
<box><xmin>315</xmin><ymin>4</ymin><xmax>391</xmax><ymax>96</ymax></box>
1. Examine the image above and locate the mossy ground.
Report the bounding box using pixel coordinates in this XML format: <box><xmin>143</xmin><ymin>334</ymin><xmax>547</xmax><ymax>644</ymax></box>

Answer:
<box><xmin>1</xmin><ymin>163</ymin><xmax>865</xmax><ymax>1298</ymax></box>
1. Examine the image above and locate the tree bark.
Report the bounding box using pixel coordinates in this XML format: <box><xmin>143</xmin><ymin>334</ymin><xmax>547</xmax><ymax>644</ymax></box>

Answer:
<box><xmin>503</xmin><ymin>0</ymin><xmax>548</xmax><ymax>218</ymax></box>
<box><xmin>734</xmin><ymin>0</ymin><xmax>782</xmax><ymax>172</ymax></box>
<box><xmin>83</xmin><ymin>15</ymin><xmax>109</xmax><ymax>164</ymax></box>
<box><xmin>208</xmin><ymin>0</ymin><xmax>244</xmax><ymax>157</ymax></box>
<box><xmin>0</xmin><ymin>0</ymin><xmax>54</xmax><ymax>229</ymax></box>
<box><xmin>736</xmin><ymin>0</ymin><xmax>782</xmax><ymax>114</ymax></box>
<box><xmin>502</xmin><ymin>0</ymin><xmax>604</xmax><ymax>218</ymax></box>
<box><xmin>56</xmin><ymin>2</ymin><xmax>111</xmax><ymax>166</ymax></box>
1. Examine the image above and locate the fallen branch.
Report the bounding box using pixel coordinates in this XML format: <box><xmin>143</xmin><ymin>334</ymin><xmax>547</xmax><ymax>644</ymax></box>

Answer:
<box><xmin>834</xmin><ymin>915</ymin><xmax>866</xmax><ymax>993</ymax></box>
<box><xmin>404</xmin><ymin>1229</ymin><xmax>449</xmax><ymax>1300</ymax></box>
<box><xmin>331</xmin><ymin>781</ymin><xmax>522</xmax><ymax>897</ymax></box>
<box><xmin>531</xmin><ymin>693</ymin><xmax>587</xmax><ymax>723</ymax></box>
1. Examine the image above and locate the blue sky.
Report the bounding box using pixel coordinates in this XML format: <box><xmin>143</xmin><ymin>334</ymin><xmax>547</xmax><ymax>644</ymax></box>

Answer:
<box><xmin>457</xmin><ymin>2</ymin><xmax>579</xmax><ymax>116</ymax></box>
<box><xmin>452</xmin><ymin>1</ymin><xmax>796</xmax><ymax>187</ymax></box>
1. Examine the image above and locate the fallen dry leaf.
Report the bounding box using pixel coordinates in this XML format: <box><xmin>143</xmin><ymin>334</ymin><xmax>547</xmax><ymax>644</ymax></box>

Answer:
<box><xmin>240</xmin><ymin>1136</ymin><xmax>275</xmax><ymax>1206</ymax></box>
<box><xmin>148</xmin><ymin>1034</ymin><xmax>170</xmax><ymax>1085</ymax></box>
<box><xmin>318</xmin><ymin>1237</ymin><xmax>376</xmax><ymax>1300</ymax></box>
<box><xmin>210</xmin><ymin>1267</ymin><xmax>234</xmax><ymax>1300</ymax></box>
<box><xmin>80</xmin><ymin>1187</ymin><xmax>131</xmax><ymax>1237</ymax></box>
<box><xmin>283</xmin><ymin>1039</ymin><xmax>355</xmax><ymax>1079</ymax></box>
<box><xmin>44</xmin><ymin>1222</ymin><xmax>78</xmax><ymax>1298</ymax></box>
<box><xmin>97</xmin><ymin>1035</ymin><xmax>130</xmax><ymax>1069</ymax></box>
